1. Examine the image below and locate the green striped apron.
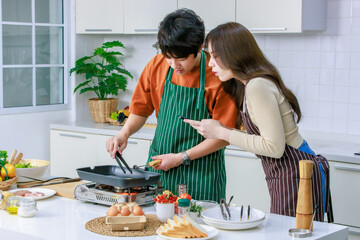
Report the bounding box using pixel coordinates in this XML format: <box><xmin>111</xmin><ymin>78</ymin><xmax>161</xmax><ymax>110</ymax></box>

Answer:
<box><xmin>147</xmin><ymin>51</ymin><xmax>226</xmax><ymax>202</ymax></box>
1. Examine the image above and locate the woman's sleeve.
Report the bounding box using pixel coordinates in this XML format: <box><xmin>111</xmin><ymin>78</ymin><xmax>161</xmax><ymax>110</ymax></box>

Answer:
<box><xmin>229</xmin><ymin>79</ymin><xmax>286</xmax><ymax>158</ymax></box>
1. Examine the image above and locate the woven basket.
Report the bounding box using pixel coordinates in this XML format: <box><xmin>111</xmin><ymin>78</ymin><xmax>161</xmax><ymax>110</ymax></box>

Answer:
<box><xmin>88</xmin><ymin>98</ymin><xmax>118</xmax><ymax>123</ymax></box>
<box><xmin>0</xmin><ymin>176</ymin><xmax>18</xmax><ymax>191</ymax></box>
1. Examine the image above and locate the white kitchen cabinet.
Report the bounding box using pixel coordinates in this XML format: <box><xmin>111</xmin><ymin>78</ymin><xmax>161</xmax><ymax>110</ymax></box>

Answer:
<box><xmin>123</xmin><ymin>0</ymin><xmax>177</xmax><ymax>34</ymax></box>
<box><xmin>50</xmin><ymin>129</ymin><xmax>152</xmax><ymax>177</ymax></box>
<box><xmin>96</xmin><ymin>134</ymin><xmax>114</xmax><ymax>166</ymax></box>
<box><xmin>75</xmin><ymin>0</ymin><xmax>124</xmax><ymax>34</ymax></box>
<box><xmin>50</xmin><ymin>130</ymin><xmax>98</xmax><ymax>178</ymax></box>
<box><xmin>97</xmin><ymin>135</ymin><xmax>151</xmax><ymax>167</ymax></box>
<box><xmin>328</xmin><ymin>161</ymin><xmax>360</xmax><ymax>238</ymax></box>
<box><xmin>178</xmin><ymin>0</ymin><xmax>235</xmax><ymax>32</ymax></box>
<box><xmin>225</xmin><ymin>148</ymin><xmax>270</xmax><ymax>213</ymax></box>
<box><xmin>236</xmin><ymin>0</ymin><xmax>326</xmax><ymax>33</ymax></box>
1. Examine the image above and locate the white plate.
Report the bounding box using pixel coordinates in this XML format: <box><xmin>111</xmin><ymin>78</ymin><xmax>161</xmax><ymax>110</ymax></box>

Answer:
<box><xmin>202</xmin><ymin>216</ymin><xmax>265</xmax><ymax>230</ymax></box>
<box><xmin>10</xmin><ymin>188</ymin><xmax>56</xmax><ymax>200</ymax></box>
<box><xmin>156</xmin><ymin>224</ymin><xmax>219</xmax><ymax>240</ymax></box>
<box><xmin>201</xmin><ymin>207</ymin><xmax>266</xmax><ymax>230</ymax></box>
<box><xmin>201</xmin><ymin>206</ymin><xmax>265</xmax><ymax>223</ymax></box>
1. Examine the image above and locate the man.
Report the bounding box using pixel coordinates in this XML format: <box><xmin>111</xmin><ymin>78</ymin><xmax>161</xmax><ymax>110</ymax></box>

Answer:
<box><xmin>106</xmin><ymin>9</ymin><xmax>238</xmax><ymax>202</ymax></box>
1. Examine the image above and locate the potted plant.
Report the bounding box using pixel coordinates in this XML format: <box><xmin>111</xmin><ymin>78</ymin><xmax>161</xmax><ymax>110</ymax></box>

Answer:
<box><xmin>70</xmin><ymin>41</ymin><xmax>133</xmax><ymax>123</ymax></box>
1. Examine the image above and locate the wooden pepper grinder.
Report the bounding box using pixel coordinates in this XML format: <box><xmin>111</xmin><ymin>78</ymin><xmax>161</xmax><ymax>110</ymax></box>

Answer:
<box><xmin>296</xmin><ymin>160</ymin><xmax>314</xmax><ymax>230</ymax></box>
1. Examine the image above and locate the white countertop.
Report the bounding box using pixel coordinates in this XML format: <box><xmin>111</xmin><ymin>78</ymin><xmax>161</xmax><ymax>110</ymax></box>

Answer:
<box><xmin>50</xmin><ymin>121</ymin><xmax>360</xmax><ymax>165</ymax></box>
<box><xmin>0</xmin><ymin>196</ymin><xmax>348</xmax><ymax>240</ymax></box>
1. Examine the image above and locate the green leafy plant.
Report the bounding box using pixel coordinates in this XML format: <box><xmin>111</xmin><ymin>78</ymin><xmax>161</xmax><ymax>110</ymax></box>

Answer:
<box><xmin>70</xmin><ymin>41</ymin><xmax>133</xmax><ymax>100</ymax></box>
<box><xmin>190</xmin><ymin>202</ymin><xmax>204</xmax><ymax>217</ymax></box>
<box><xmin>0</xmin><ymin>150</ymin><xmax>8</xmax><ymax>166</ymax></box>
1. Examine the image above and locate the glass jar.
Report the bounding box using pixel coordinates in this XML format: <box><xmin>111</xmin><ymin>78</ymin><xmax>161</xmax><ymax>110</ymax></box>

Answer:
<box><xmin>177</xmin><ymin>184</ymin><xmax>188</xmax><ymax>196</ymax></box>
<box><xmin>6</xmin><ymin>196</ymin><xmax>22</xmax><ymax>215</ymax></box>
<box><xmin>177</xmin><ymin>198</ymin><xmax>190</xmax><ymax>217</ymax></box>
<box><xmin>18</xmin><ymin>198</ymin><xmax>38</xmax><ymax>218</ymax></box>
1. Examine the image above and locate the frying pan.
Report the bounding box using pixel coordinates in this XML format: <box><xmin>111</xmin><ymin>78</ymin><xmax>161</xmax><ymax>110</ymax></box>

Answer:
<box><xmin>76</xmin><ymin>165</ymin><xmax>161</xmax><ymax>188</ymax></box>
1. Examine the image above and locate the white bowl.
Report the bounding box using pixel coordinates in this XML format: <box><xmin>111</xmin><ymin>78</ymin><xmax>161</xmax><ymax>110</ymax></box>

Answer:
<box><xmin>192</xmin><ymin>200</ymin><xmax>219</xmax><ymax>210</ymax></box>
<box><xmin>15</xmin><ymin>159</ymin><xmax>50</xmax><ymax>182</ymax></box>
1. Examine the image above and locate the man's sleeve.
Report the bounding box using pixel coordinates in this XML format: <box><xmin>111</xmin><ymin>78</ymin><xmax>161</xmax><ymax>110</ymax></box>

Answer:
<box><xmin>212</xmin><ymin>88</ymin><xmax>239</xmax><ymax>128</ymax></box>
<box><xmin>129</xmin><ymin>60</ymin><xmax>155</xmax><ymax>117</ymax></box>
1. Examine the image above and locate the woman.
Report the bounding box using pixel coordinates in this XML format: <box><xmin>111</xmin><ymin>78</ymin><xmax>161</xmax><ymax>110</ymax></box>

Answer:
<box><xmin>184</xmin><ymin>22</ymin><xmax>333</xmax><ymax>222</ymax></box>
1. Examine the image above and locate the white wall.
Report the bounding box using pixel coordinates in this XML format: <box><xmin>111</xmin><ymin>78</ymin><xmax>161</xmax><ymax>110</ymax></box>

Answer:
<box><xmin>256</xmin><ymin>0</ymin><xmax>360</xmax><ymax>136</ymax></box>
<box><xmin>0</xmin><ymin>110</ymin><xmax>71</xmax><ymax>160</ymax></box>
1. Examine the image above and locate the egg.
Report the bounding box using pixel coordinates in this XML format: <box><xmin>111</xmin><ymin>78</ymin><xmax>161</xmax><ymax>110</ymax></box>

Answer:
<box><xmin>106</xmin><ymin>205</ymin><xmax>119</xmax><ymax>216</ymax></box>
<box><xmin>121</xmin><ymin>205</ymin><xmax>130</xmax><ymax>210</ymax></box>
<box><xmin>120</xmin><ymin>206</ymin><xmax>131</xmax><ymax>216</ymax></box>
<box><xmin>133</xmin><ymin>206</ymin><xmax>144</xmax><ymax>216</ymax></box>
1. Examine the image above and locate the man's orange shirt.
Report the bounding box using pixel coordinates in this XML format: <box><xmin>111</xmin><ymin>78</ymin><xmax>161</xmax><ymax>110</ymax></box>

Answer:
<box><xmin>130</xmin><ymin>54</ymin><xmax>238</xmax><ymax>128</ymax></box>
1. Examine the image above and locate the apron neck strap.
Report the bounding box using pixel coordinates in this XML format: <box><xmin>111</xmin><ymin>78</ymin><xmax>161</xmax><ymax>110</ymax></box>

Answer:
<box><xmin>196</xmin><ymin>50</ymin><xmax>206</xmax><ymax>110</ymax></box>
<box><xmin>165</xmin><ymin>51</ymin><xmax>206</xmax><ymax>110</ymax></box>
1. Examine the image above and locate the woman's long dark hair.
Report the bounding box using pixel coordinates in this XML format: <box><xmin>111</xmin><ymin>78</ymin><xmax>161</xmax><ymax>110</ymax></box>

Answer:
<box><xmin>205</xmin><ymin>22</ymin><xmax>301</xmax><ymax>128</ymax></box>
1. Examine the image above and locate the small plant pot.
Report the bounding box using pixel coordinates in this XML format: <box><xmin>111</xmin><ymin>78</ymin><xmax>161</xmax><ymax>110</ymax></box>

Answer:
<box><xmin>88</xmin><ymin>98</ymin><xmax>118</xmax><ymax>123</ymax></box>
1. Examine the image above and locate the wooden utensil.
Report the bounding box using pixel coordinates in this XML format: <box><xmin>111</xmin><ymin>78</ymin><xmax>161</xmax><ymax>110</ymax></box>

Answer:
<box><xmin>148</xmin><ymin>159</ymin><xmax>162</xmax><ymax>168</ymax></box>
<box><xmin>8</xmin><ymin>149</ymin><xmax>17</xmax><ymax>164</ymax></box>
<box><xmin>12</xmin><ymin>152</ymin><xmax>23</xmax><ymax>165</ymax></box>
<box><xmin>296</xmin><ymin>160</ymin><xmax>314</xmax><ymax>230</ymax></box>
<box><xmin>135</xmin><ymin>159</ymin><xmax>162</xmax><ymax>169</ymax></box>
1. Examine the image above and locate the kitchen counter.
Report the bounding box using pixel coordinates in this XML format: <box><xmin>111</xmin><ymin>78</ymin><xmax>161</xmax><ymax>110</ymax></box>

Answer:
<box><xmin>0</xmin><ymin>196</ymin><xmax>348</xmax><ymax>240</ymax></box>
<box><xmin>51</xmin><ymin>121</ymin><xmax>360</xmax><ymax>165</ymax></box>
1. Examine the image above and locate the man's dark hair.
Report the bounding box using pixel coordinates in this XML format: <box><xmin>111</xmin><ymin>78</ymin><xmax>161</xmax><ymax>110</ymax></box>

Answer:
<box><xmin>157</xmin><ymin>8</ymin><xmax>205</xmax><ymax>59</ymax></box>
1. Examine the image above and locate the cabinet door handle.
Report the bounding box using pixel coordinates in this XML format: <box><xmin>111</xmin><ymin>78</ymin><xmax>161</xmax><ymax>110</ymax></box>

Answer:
<box><xmin>248</xmin><ymin>27</ymin><xmax>287</xmax><ymax>32</ymax></box>
<box><xmin>334</xmin><ymin>164</ymin><xmax>360</xmax><ymax>172</ymax></box>
<box><xmin>85</xmin><ymin>29</ymin><xmax>112</xmax><ymax>32</ymax></box>
<box><xmin>127</xmin><ymin>140</ymin><xmax>138</xmax><ymax>145</ymax></box>
<box><xmin>59</xmin><ymin>133</ymin><xmax>86</xmax><ymax>139</ymax></box>
<box><xmin>134</xmin><ymin>29</ymin><xmax>158</xmax><ymax>32</ymax></box>
<box><xmin>225</xmin><ymin>149</ymin><xmax>257</xmax><ymax>159</ymax></box>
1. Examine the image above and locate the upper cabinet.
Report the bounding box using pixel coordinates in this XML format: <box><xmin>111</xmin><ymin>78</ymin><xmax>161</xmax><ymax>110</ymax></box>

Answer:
<box><xmin>178</xmin><ymin>0</ymin><xmax>235</xmax><ymax>32</ymax></box>
<box><xmin>236</xmin><ymin>0</ymin><xmax>326</xmax><ymax>33</ymax></box>
<box><xmin>76</xmin><ymin>0</ymin><xmax>124</xmax><ymax>34</ymax></box>
<box><xmin>76</xmin><ymin>0</ymin><xmax>326</xmax><ymax>34</ymax></box>
<box><xmin>123</xmin><ymin>0</ymin><xmax>177</xmax><ymax>34</ymax></box>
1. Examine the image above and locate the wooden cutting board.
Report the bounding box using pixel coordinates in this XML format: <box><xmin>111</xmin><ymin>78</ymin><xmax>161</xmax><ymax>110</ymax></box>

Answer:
<box><xmin>39</xmin><ymin>181</ymin><xmax>86</xmax><ymax>199</ymax></box>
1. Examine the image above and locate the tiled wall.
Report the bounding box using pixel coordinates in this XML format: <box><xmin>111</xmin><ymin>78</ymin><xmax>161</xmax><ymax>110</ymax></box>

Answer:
<box><xmin>257</xmin><ymin>0</ymin><xmax>360</xmax><ymax>136</ymax></box>
<box><xmin>77</xmin><ymin>0</ymin><xmax>360</xmax><ymax>135</ymax></box>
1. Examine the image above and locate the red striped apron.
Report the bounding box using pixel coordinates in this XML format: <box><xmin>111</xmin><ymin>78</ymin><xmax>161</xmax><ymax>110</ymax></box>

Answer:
<box><xmin>240</xmin><ymin>103</ymin><xmax>334</xmax><ymax>222</ymax></box>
